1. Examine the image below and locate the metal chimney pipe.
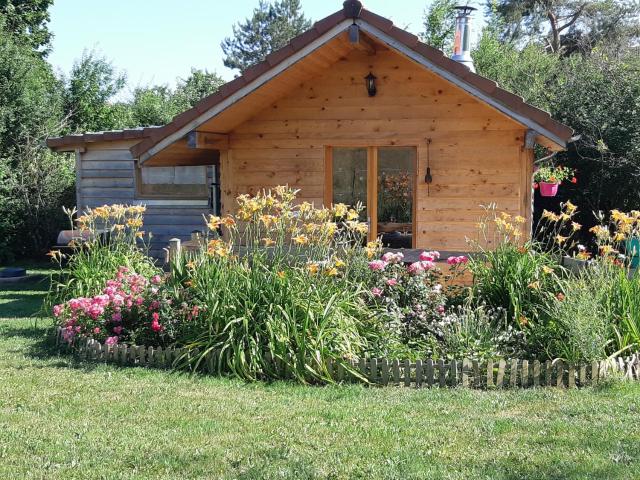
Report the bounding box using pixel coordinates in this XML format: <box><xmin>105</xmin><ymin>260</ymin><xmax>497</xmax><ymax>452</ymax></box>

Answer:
<box><xmin>451</xmin><ymin>5</ymin><xmax>477</xmax><ymax>72</ymax></box>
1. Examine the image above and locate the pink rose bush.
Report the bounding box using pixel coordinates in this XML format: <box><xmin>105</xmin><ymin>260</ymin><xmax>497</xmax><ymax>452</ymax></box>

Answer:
<box><xmin>54</xmin><ymin>267</ymin><xmax>203</xmax><ymax>347</ymax></box>
<box><xmin>366</xmin><ymin>251</ymin><xmax>468</xmax><ymax>349</ymax></box>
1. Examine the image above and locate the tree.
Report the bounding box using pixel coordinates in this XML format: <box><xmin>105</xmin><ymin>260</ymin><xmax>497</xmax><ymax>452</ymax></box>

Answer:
<box><xmin>488</xmin><ymin>0</ymin><xmax>640</xmax><ymax>54</ymax></box>
<box><xmin>221</xmin><ymin>0</ymin><xmax>311</xmax><ymax>72</ymax></box>
<box><xmin>420</xmin><ymin>0</ymin><xmax>458</xmax><ymax>53</ymax></box>
<box><xmin>0</xmin><ymin>17</ymin><xmax>74</xmax><ymax>261</ymax></box>
<box><xmin>474</xmin><ymin>28</ymin><xmax>640</xmax><ymax>233</ymax></box>
<box><xmin>0</xmin><ymin>0</ymin><xmax>54</xmax><ymax>54</ymax></box>
<box><xmin>62</xmin><ymin>51</ymin><xmax>127</xmax><ymax>133</ymax></box>
<box><xmin>173</xmin><ymin>68</ymin><xmax>226</xmax><ymax>110</ymax></box>
<box><xmin>128</xmin><ymin>69</ymin><xmax>226</xmax><ymax>127</ymax></box>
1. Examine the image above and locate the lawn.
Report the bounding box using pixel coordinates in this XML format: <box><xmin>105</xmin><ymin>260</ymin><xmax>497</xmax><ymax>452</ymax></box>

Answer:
<box><xmin>0</xmin><ymin>268</ymin><xmax>639</xmax><ymax>479</ymax></box>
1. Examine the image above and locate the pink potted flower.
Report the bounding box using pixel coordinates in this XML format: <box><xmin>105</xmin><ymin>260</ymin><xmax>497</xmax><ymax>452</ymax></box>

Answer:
<box><xmin>533</xmin><ymin>165</ymin><xmax>576</xmax><ymax>197</ymax></box>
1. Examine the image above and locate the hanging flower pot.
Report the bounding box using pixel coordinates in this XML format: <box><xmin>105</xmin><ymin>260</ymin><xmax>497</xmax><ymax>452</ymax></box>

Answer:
<box><xmin>539</xmin><ymin>181</ymin><xmax>559</xmax><ymax>197</ymax></box>
<box><xmin>533</xmin><ymin>165</ymin><xmax>576</xmax><ymax>197</ymax></box>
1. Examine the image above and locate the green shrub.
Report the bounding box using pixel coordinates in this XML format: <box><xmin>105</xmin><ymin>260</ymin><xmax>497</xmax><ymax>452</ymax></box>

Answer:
<box><xmin>468</xmin><ymin>207</ymin><xmax>566</xmax><ymax>325</ymax></box>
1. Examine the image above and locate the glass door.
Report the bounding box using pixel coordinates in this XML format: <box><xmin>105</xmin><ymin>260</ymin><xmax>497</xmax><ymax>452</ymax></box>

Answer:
<box><xmin>327</xmin><ymin>146</ymin><xmax>416</xmax><ymax>246</ymax></box>
<box><xmin>377</xmin><ymin>147</ymin><xmax>416</xmax><ymax>248</ymax></box>
<box><xmin>330</xmin><ymin>147</ymin><xmax>368</xmax><ymax>221</ymax></box>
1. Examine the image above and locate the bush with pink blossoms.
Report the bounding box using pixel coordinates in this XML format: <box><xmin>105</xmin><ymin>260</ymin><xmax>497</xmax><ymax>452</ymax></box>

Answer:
<box><xmin>53</xmin><ymin>267</ymin><xmax>202</xmax><ymax>347</ymax></box>
<box><xmin>366</xmin><ymin>251</ymin><xmax>468</xmax><ymax>352</ymax></box>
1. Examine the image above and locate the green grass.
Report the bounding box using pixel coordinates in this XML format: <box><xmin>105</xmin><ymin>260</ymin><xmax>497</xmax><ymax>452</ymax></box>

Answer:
<box><xmin>0</xmin><ymin>268</ymin><xmax>639</xmax><ymax>479</ymax></box>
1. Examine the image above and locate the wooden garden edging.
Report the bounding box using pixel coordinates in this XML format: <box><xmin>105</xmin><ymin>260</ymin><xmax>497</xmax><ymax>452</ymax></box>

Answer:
<box><xmin>54</xmin><ymin>328</ymin><xmax>640</xmax><ymax>389</ymax></box>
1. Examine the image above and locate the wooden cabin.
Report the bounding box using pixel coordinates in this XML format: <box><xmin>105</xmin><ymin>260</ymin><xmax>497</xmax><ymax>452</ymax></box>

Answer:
<box><xmin>47</xmin><ymin>1</ymin><xmax>573</xmax><ymax>258</ymax></box>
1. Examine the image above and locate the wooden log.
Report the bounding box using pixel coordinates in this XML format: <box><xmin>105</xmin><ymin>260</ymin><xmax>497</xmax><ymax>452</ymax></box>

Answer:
<box><xmin>389</xmin><ymin>359</ymin><xmax>399</xmax><ymax>385</ymax></box>
<box><xmin>438</xmin><ymin>359</ymin><xmax>446</xmax><ymax>388</ymax></box>
<box><xmin>496</xmin><ymin>360</ymin><xmax>506</xmax><ymax>388</ymax></box>
<box><xmin>450</xmin><ymin>360</ymin><xmax>458</xmax><ymax>387</ymax></box>
<box><xmin>486</xmin><ymin>360</ymin><xmax>494</xmax><ymax>388</ymax></box>
<box><xmin>473</xmin><ymin>360</ymin><xmax>480</xmax><ymax>388</ymax></box>
<box><xmin>370</xmin><ymin>358</ymin><xmax>378</xmax><ymax>384</ymax></box>
<box><xmin>556</xmin><ymin>360</ymin><xmax>564</xmax><ymax>388</ymax></box>
<box><xmin>155</xmin><ymin>346</ymin><xmax>163</xmax><ymax>368</ymax></box>
<box><xmin>533</xmin><ymin>360</ymin><xmax>541</xmax><ymax>387</ymax></box>
<box><xmin>510</xmin><ymin>359</ymin><xmax>518</xmax><ymax>388</ymax></box>
<box><xmin>545</xmin><ymin>360</ymin><xmax>553</xmax><ymax>386</ymax></box>
<box><xmin>579</xmin><ymin>364</ymin><xmax>586</xmax><ymax>387</ymax></box>
<box><xmin>425</xmin><ymin>359</ymin><xmax>434</xmax><ymax>388</ymax></box>
<box><xmin>138</xmin><ymin>345</ymin><xmax>147</xmax><ymax>366</ymax></box>
<box><xmin>403</xmin><ymin>359</ymin><xmax>411</xmax><ymax>387</ymax></box>
<box><xmin>381</xmin><ymin>358</ymin><xmax>389</xmax><ymax>386</ymax></box>
<box><xmin>462</xmin><ymin>358</ymin><xmax>470</xmax><ymax>388</ymax></box>
<box><xmin>568</xmin><ymin>363</ymin><xmax>576</xmax><ymax>389</ymax></box>
<box><xmin>521</xmin><ymin>360</ymin><xmax>529</xmax><ymax>388</ymax></box>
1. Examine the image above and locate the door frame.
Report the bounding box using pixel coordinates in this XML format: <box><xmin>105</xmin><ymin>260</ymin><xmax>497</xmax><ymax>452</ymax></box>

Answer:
<box><xmin>324</xmin><ymin>145</ymin><xmax>418</xmax><ymax>247</ymax></box>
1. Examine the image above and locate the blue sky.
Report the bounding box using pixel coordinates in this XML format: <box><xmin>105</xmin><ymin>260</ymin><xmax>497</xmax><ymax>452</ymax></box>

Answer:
<box><xmin>48</xmin><ymin>1</ymin><xmax>480</xmax><ymax>96</ymax></box>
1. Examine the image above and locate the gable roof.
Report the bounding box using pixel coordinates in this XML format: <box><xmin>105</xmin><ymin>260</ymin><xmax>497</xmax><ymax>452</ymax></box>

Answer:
<box><xmin>48</xmin><ymin>1</ymin><xmax>573</xmax><ymax>158</ymax></box>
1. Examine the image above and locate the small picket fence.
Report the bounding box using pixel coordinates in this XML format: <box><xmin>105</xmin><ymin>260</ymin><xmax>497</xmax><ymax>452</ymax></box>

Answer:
<box><xmin>54</xmin><ymin>327</ymin><xmax>640</xmax><ymax>389</ymax></box>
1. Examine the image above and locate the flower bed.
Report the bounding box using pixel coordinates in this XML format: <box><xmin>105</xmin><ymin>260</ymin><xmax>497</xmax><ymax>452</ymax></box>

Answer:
<box><xmin>47</xmin><ymin>187</ymin><xmax>640</xmax><ymax>384</ymax></box>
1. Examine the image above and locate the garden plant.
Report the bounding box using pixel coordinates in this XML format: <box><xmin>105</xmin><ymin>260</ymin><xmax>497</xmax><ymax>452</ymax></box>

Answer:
<box><xmin>48</xmin><ymin>187</ymin><xmax>640</xmax><ymax>384</ymax></box>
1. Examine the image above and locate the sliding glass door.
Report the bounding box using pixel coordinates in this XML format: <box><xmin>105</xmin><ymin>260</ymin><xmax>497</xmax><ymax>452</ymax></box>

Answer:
<box><xmin>327</xmin><ymin>146</ymin><xmax>416</xmax><ymax>247</ymax></box>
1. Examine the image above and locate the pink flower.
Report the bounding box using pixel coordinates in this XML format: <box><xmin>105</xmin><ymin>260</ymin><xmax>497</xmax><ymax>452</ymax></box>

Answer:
<box><xmin>437</xmin><ymin>305</ymin><xmax>445</xmax><ymax>314</ymax></box>
<box><xmin>386</xmin><ymin>278</ymin><xmax>398</xmax><ymax>286</ymax></box>
<box><xmin>103</xmin><ymin>286</ymin><xmax>116</xmax><ymax>296</ymax></box>
<box><xmin>420</xmin><ymin>250</ymin><xmax>440</xmax><ymax>261</ymax></box>
<box><xmin>112</xmin><ymin>326</ymin><xmax>123</xmax><ymax>335</ymax></box>
<box><xmin>135</xmin><ymin>297</ymin><xmax>144</xmax><ymax>306</ymax></box>
<box><xmin>111</xmin><ymin>294</ymin><xmax>124</xmax><ymax>307</ymax></box>
<box><xmin>93</xmin><ymin>327</ymin><xmax>101</xmax><ymax>334</ymax></box>
<box><xmin>69</xmin><ymin>298</ymin><xmax>82</xmax><ymax>311</ymax></box>
<box><xmin>371</xmin><ymin>287</ymin><xmax>383</xmax><ymax>297</ymax></box>
<box><xmin>381</xmin><ymin>252</ymin><xmax>404</xmax><ymax>264</ymax></box>
<box><xmin>151</xmin><ymin>275</ymin><xmax>162</xmax><ymax>285</ymax></box>
<box><xmin>152</xmin><ymin>312</ymin><xmax>160</xmax><ymax>322</ymax></box>
<box><xmin>111</xmin><ymin>312</ymin><xmax>122</xmax><ymax>322</ymax></box>
<box><xmin>87</xmin><ymin>304</ymin><xmax>104</xmax><ymax>319</ymax></box>
<box><xmin>420</xmin><ymin>260</ymin><xmax>436</xmax><ymax>270</ymax></box>
<box><xmin>105</xmin><ymin>336</ymin><xmax>119</xmax><ymax>345</ymax></box>
<box><xmin>368</xmin><ymin>260</ymin><xmax>387</xmax><ymax>271</ymax></box>
<box><xmin>407</xmin><ymin>262</ymin><xmax>425</xmax><ymax>275</ymax></box>
<box><xmin>52</xmin><ymin>304</ymin><xmax>63</xmax><ymax>317</ymax></box>
<box><xmin>447</xmin><ymin>255</ymin><xmax>469</xmax><ymax>265</ymax></box>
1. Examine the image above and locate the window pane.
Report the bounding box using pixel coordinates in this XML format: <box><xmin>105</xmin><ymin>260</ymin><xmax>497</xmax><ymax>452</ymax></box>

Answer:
<box><xmin>332</xmin><ymin>148</ymin><xmax>367</xmax><ymax>214</ymax></box>
<box><xmin>138</xmin><ymin>165</ymin><xmax>208</xmax><ymax>198</ymax></box>
<box><xmin>377</xmin><ymin>147</ymin><xmax>415</xmax><ymax>248</ymax></box>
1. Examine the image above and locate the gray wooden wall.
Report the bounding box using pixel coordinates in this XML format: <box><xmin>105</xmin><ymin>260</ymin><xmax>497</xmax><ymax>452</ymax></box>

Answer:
<box><xmin>78</xmin><ymin>141</ymin><xmax>213</xmax><ymax>258</ymax></box>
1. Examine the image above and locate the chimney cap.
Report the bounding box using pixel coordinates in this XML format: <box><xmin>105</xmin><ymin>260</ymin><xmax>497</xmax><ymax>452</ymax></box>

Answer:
<box><xmin>343</xmin><ymin>0</ymin><xmax>363</xmax><ymax>19</ymax></box>
<box><xmin>454</xmin><ymin>5</ymin><xmax>477</xmax><ymax>15</ymax></box>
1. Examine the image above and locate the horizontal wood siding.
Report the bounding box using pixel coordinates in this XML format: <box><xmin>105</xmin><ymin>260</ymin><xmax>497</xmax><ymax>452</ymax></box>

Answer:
<box><xmin>78</xmin><ymin>141</ymin><xmax>212</xmax><ymax>256</ymax></box>
<box><xmin>225</xmin><ymin>47</ymin><xmax>528</xmax><ymax>250</ymax></box>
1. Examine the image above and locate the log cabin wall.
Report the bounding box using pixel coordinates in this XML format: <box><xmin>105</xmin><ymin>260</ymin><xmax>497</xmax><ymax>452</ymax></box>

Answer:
<box><xmin>76</xmin><ymin>140</ymin><xmax>213</xmax><ymax>257</ymax></box>
<box><xmin>224</xmin><ymin>47</ymin><xmax>531</xmax><ymax>251</ymax></box>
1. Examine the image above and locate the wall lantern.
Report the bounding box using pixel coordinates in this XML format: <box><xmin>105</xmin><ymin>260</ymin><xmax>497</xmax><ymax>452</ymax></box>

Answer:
<box><xmin>364</xmin><ymin>72</ymin><xmax>377</xmax><ymax>97</ymax></box>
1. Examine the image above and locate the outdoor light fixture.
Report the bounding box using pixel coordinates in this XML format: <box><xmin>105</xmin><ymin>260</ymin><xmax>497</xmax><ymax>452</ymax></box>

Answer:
<box><xmin>348</xmin><ymin>23</ymin><xmax>360</xmax><ymax>43</ymax></box>
<box><xmin>365</xmin><ymin>72</ymin><xmax>377</xmax><ymax>97</ymax></box>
